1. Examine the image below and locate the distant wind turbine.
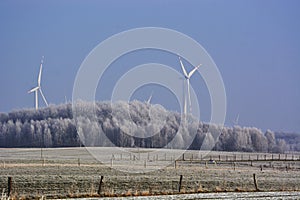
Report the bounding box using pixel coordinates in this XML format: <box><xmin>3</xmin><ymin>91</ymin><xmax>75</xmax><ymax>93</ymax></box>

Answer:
<box><xmin>28</xmin><ymin>56</ymin><xmax>49</xmax><ymax>110</ymax></box>
<box><xmin>179</xmin><ymin>56</ymin><xmax>201</xmax><ymax>115</ymax></box>
<box><xmin>233</xmin><ymin>114</ymin><xmax>240</xmax><ymax>126</ymax></box>
<box><xmin>65</xmin><ymin>95</ymin><xmax>68</xmax><ymax>104</ymax></box>
<box><xmin>146</xmin><ymin>91</ymin><xmax>153</xmax><ymax>104</ymax></box>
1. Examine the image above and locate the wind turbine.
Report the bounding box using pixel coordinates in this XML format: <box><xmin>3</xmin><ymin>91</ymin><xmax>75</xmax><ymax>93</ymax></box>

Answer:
<box><xmin>233</xmin><ymin>113</ymin><xmax>240</xmax><ymax>126</ymax></box>
<box><xmin>146</xmin><ymin>91</ymin><xmax>153</xmax><ymax>104</ymax></box>
<box><xmin>179</xmin><ymin>56</ymin><xmax>201</xmax><ymax>115</ymax></box>
<box><xmin>65</xmin><ymin>95</ymin><xmax>68</xmax><ymax>104</ymax></box>
<box><xmin>28</xmin><ymin>56</ymin><xmax>49</xmax><ymax>110</ymax></box>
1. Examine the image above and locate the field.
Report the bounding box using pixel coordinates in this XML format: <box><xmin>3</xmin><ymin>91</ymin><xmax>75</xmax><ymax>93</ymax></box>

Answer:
<box><xmin>0</xmin><ymin>147</ymin><xmax>300</xmax><ymax>199</ymax></box>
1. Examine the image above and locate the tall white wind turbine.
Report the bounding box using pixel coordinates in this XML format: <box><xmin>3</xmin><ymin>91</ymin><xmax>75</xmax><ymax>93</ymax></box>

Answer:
<box><xmin>28</xmin><ymin>56</ymin><xmax>49</xmax><ymax>110</ymax></box>
<box><xmin>179</xmin><ymin>56</ymin><xmax>201</xmax><ymax>115</ymax></box>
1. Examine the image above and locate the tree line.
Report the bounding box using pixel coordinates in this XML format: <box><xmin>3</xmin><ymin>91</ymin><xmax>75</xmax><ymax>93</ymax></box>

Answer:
<box><xmin>0</xmin><ymin>100</ymin><xmax>299</xmax><ymax>153</ymax></box>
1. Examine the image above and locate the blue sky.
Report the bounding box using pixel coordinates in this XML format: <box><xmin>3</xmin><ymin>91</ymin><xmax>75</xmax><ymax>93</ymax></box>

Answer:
<box><xmin>0</xmin><ymin>0</ymin><xmax>299</xmax><ymax>133</ymax></box>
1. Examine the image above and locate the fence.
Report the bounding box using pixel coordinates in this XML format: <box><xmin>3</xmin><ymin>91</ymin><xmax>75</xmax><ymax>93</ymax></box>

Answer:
<box><xmin>0</xmin><ymin>172</ymin><xmax>274</xmax><ymax>199</ymax></box>
<box><xmin>1</xmin><ymin>151</ymin><xmax>300</xmax><ymax>198</ymax></box>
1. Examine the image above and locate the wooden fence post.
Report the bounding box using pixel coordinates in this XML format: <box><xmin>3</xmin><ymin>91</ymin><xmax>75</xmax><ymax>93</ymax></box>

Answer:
<box><xmin>8</xmin><ymin>177</ymin><xmax>12</xmax><ymax>197</ymax></box>
<box><xmin>97</xmin><ymin>176</ymin><xmax>104</xmax><ymax>195</ymax></box>
<box><xmin>178</xmin><ymin>175</ymin><xmax>183</xmax><ymax>192</ymax></box>
<box><xmin>253</xmin><ymin>174</ymin><xmax>258</xmax><ymax>191</ymax></box>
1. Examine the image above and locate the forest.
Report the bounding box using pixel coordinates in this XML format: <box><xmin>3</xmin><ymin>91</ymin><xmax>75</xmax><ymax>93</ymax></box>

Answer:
<box><xmin>0</xmin><ymin>100</ymin><xmax>299</xmax><ymax>153</ymax></box>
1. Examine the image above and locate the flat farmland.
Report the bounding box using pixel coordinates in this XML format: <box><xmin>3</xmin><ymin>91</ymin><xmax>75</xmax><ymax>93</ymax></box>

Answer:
<box><xmin>0</xmin><ymin>147</ymin><xmax>299</xmax><ymax>199</ymax></box>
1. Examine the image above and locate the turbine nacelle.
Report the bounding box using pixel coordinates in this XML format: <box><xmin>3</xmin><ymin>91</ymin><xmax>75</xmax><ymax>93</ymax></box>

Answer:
<box><xmin>28</xmin><ymin>86</ymin><xmax>39</xmax><ymax>93</ymax></box>
<box><xmin>179</xmin><ymin>56</ymin><xmax>201</xmax><ymax>79</ymax></box>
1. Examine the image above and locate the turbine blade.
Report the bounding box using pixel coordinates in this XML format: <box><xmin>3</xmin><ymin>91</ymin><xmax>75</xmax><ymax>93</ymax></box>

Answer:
<box><xmin>188</xmin><ymin>64</ymin><xmax>202</xmax><ymax>78</ymax></box>
<box><xmin>28</xmin><ymin>86</ymin><xmax>39</xmax><ymax>93</ymax></box>
<box><xmin>147</xmin><ymin>92</ymin><xmax>153</xmax><ymax>104</ymax></box>
<box><xmin>39</xmin><ymin>88</ymin><xmax>48</xmax><ymax>106</ymax></box>
<box><xmin>38</xmin><ymin>57</ymin><xmax>44</xmax><ymax>87</ymax></box>
<box><xmin>235</xmin><ymin>114</ymin><xmax>240</xmax><ymax>124</ymax></box>
<box><xmin>179</xmin><ymin>57</ymin><xmax>188</xmax><ymax>78</ymax></box>
<box><xmin>233</xmin><ymin>114</ymin><xmax>240</xmax><ymax>125</ymax></box>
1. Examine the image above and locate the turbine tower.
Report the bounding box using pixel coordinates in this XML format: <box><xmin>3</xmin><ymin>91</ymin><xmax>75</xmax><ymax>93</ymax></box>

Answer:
<box><xmin>28</xmin><ymin>56</ymin><xmax>49</xmax><ymax>110</ymax></box>
<box><xmin>179</xmin><ymin>56</ymin><xmax>201</xmax><ymax>116</ymax></box>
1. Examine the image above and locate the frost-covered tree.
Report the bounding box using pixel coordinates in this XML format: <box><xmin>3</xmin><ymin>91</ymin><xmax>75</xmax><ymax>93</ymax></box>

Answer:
<box><xmin>0</xmin><ymin>100</ymin><xmax>298</xmax><ymax>152</ymax></box>
<box><xmin>265</xmin><ymin>129</ymin><xmax>276</xmax><ymax>153</ymax></box>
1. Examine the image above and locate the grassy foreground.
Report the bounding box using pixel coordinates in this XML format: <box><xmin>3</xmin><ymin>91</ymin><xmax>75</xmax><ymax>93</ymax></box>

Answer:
<box><xmin>0</xmin><ymin>147</ymin><xmax>299</xmax><ymax>199</ymax></box>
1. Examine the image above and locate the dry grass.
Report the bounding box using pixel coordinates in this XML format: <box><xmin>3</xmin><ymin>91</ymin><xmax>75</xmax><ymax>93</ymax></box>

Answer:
<box><xmin>196</xmin><ymin>185</ymin><xmax>203</xmax><ymax>193</ymax></box>
<box><xmin>0</xmin><ymin>147</ymin><xmax>299</xmax><ymax>199</ymax></box>
<box><xmin>140</xmin><ymin>190</ymin><xmax>150</xmax><ymax>196</ymax></box>
<box><xmin>215</xmin><ymin>186</ymin><xmax>223</xmax><ymax>192</ymax></box>
<box><xmin>125</xmin><ymin>189</ymin><xmax>133</xmax><ymax>196</ymax></box>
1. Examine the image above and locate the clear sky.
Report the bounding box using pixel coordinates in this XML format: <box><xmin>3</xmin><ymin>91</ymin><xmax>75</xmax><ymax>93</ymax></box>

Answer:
<box><xmin>0</xmin><ymin>0</ymin><xmax>299</xmax><ymax>133</ymax></box>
